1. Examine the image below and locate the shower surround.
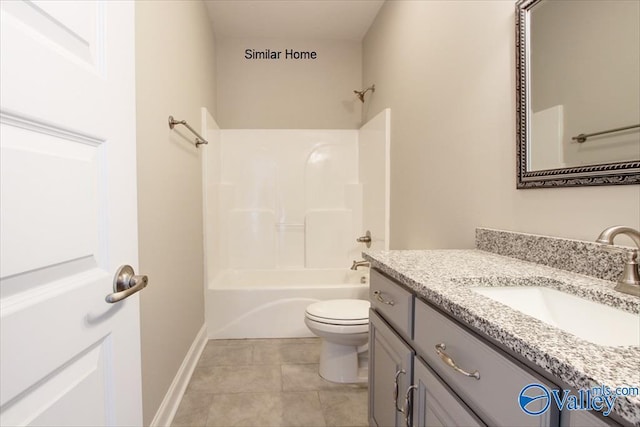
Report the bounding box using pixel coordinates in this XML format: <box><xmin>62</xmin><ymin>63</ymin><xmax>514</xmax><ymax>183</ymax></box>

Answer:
<box><xmin>221</xmin><ymin>129</ymin><xmax>361</xmax><ymax>269</ymax></box>
<box><xmin>203</xmin><ymin>109</ymin><xmax>390</xmax><ymax>338</ymax></box>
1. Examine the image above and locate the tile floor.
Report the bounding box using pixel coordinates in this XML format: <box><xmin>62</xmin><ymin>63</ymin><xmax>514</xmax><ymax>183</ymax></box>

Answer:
<box><xmin>172</xmin><ymin>338</ymin><xmax>368</xmax><ymax>427</ymax></box>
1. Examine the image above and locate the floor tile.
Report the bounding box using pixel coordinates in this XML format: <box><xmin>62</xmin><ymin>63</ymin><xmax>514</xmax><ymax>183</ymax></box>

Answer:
<box><xmin>253</xmin><ymin>342</ymin><xmax>321</xmax><ymax>365</ymax></box>
<box><xmin>188</xmin><ymin>364</ymin><xmax>282</xmax><ymax>394</ymax></box>
<box><xmin>281</xmin><ymin>364</ymin><xmax>367</xmax><ymax>392</ymax></box>
<box><xmin>171</xmin><ymin>392</ymin><xmax>214</xmax><ymax>427</ymax></box>
<box><xmin>206</xmin><ymin>339</ymin><xmax>252</xmax><ymax>346</ymax></box>
<box><xmin>214</xmin><ymin>337</ymin><xmax>318</xmax><ymax>346</ymax></box>
<box><xmin>281</xmin><ymin>391</ymin><xmax>327</xmax><ymax>427</ymax></box>
<box><xmin>205</xmin><ymin>392</ymin><xmax>281</xmax><ymax>427</ymax></box>
<box><xmin>198</xmin><ymin>342</ymin><xmax>253</xmax><ymax>367</ymax></box>
<box><xmin>319</xmin><ymin>389</ymin><xmax>369</xmax><ymax>427</ymax></box>
<box><xmin>206</xmin><ymin>391</ymin><xmax>326</xmax><ymax>427</ymax></box>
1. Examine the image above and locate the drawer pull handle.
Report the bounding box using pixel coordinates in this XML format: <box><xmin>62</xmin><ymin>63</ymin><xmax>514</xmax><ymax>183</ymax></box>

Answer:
<box><xmin>373</xmin><ymin>290</ymin><xmax>395</xmax><ymax>306</ymax></box>
<box><xmin>404</xmin><ymin>385</ymin><xmax>418</xmax><ymax>427</ymax></box>
<box><xmin>434</xmin><ymin>343</ymin><xmax>480</xmax><ymax>380</ymax></box>
<box><xmin>393</xmin><ymin>369</ymin><xmax>406</xmax><ymax>413</ymax></box>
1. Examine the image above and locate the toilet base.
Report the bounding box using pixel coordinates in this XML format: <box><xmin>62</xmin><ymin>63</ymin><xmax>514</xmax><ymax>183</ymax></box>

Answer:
<box><xmin>318</xmin><ymin>340</ymin><xmax>369</xmax><ymax>384</ymax></box>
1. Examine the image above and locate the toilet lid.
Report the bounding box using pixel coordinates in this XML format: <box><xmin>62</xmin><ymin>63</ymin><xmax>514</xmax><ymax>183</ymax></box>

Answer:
<box><xmin>305</xmin><ymin>299</ymin><xmax>370</xmax><ymax>324</ymax></box>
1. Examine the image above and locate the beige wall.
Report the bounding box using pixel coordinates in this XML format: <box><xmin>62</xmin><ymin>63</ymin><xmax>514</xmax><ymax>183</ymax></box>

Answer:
<box><xmin>363</xmin><ymin>0</ymin><xmax>640</xmax><ymax>250</ymax></box>
<box><xmin>216</xmin><ymin>37</ymin><xmax>362</xmax><ymax>128</ymax></box>
<box><xmin>135</xmin><ymin>1</ymin><xmax>216</xmax><ymax>424</ymax></box>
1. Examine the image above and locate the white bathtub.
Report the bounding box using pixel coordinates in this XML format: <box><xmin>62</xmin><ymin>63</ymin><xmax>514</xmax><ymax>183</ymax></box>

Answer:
<box><xmin>206</xmin><ymin>269</ymin><xmax>370</xmax><ymax>339</ymax></box>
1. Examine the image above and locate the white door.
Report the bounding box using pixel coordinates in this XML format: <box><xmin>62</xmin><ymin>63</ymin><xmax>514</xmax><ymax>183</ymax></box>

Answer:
<box><xmin>0</xmin><ymin>1</ymin><xmax>143</xmax><ymax>426</ymax></box>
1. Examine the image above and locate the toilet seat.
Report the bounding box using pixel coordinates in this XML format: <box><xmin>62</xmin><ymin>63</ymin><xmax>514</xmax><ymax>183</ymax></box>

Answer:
<box><xmin>304</xmin><ymin>317</ymin><xmax>369</xmax><ymax>335</ymax></box>
<box><xmin>305</xmin><ymin>299</ymin><xmax>370</xmax><ymax>326</ymax></box>
<box><xmin>305</xmin><ymin>313</ymin><xmax>368</xmax><ymax>326</ymax></box>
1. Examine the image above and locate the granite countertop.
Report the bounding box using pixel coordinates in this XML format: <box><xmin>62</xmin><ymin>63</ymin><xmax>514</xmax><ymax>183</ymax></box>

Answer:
<box><xmin>363</xmin><ymin>249</ymin><xmax>640</xmax><ymax>426</ymax></box>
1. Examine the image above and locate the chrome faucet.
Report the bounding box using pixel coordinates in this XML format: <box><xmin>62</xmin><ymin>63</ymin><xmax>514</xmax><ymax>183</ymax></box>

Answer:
<box><xmin>351</xmin><ymin>260</ymin><xmax>371</xmax><ymax>271</ymax></box>
<box><xmin>596</xmin><ymin>226</ymin><xmax>640</xmax><ymax>297</ymax></box>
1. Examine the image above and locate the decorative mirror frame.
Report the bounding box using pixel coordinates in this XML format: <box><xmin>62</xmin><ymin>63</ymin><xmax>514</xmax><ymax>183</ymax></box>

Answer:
<box><xmin>515</xmin><ymin>0</ymin><xmax>640</xmax><ymax>189</ymax></box>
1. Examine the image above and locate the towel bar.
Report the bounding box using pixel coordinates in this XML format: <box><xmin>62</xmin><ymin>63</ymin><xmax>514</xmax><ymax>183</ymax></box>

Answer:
<box><xmin>168</xmin><ymin>115</ymin><xmax>208</xmax><ymax>146</ymax></box>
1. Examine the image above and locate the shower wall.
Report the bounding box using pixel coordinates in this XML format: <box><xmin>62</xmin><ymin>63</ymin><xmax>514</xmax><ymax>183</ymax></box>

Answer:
<box><xmin>359</xmin><ymin>109</ymin><xmax>390</xmax><ymax>250</ymax></box>
<box><xmin>202</xmin><ymin>109</ymin><xmax>222</xmax><ymax>285</ymax></box>
<box><xmin>216</xmin><ymin>129</ymin><xmax>362</xmax><ymax>271</ymax></box>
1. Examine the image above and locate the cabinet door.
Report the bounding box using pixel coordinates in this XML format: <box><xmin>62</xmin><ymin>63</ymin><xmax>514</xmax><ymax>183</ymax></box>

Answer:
<box><xmin>412</xmin><ymin>356</ymin><xmax>485</xmax><ymax>427</ymax></box>
<box><xmin>370</xmin><ymin>309</ymin><xmax>414</xmax><ymax>427</ymax></box>
<box><xmin>560</xmin><ymin>409</ymin><xmax>620</xmax><ymax>427</ymax></box>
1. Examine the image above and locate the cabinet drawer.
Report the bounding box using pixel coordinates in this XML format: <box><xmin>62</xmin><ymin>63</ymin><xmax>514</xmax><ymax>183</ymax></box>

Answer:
<box><xmin>370</xmin><ymin>269</ymin><xmax>414</xmax><ymax>341</ymax></box>
<box><xmin>414</xmin><ymin>299</ymin><xmax>560</xmax><ymax>427</ymax></box>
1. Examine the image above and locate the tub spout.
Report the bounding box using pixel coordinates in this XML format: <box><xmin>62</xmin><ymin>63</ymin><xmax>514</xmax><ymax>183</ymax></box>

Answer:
<box><xmin>351</xmin><ymin>260</ymin><xmax>371</xmax><ymax>271</ymax></box>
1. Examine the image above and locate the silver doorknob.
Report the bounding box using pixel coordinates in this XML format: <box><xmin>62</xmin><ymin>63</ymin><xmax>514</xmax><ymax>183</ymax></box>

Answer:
<box><xmin>106</xmin><ymin>265</ymin><xmax>148</xmax><ymax>303</ymax></box>
<box><xmin>356</xmin><ymin>230</ymin><xmax>372</xmax><ymax>248</ymax></box>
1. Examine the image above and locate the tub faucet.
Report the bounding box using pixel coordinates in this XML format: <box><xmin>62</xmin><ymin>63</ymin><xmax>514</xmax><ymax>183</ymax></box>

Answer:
<box><xmin>351</xmin><ymin>260</ymin><xmax>371</xmax><ymax>271</ymax></box>
<box><xmin>596</xmin><ymin>226</ymin><xmax>640</xmax><ymax>297</ymax></box>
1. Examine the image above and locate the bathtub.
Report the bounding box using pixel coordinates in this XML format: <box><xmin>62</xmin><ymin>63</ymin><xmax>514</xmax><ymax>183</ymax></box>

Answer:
<box><xmin>206</xmin><ymin>269</ymin><xmax>370</xmax><ymax>339</ymax></box>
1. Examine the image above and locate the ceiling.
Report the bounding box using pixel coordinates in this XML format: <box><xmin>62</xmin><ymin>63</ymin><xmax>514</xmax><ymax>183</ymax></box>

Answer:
<box><xmin>204</xmin><ymin>0</ymin><xmax>385</xmax><ymax>41</ymax></box>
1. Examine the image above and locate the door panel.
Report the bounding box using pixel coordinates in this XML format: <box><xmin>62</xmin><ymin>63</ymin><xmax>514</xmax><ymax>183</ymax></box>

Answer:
<box><xmin>2</xmin><ymin>336</ymin><xmax>111</xmax><ymax>426</ymax></box>
<box><xmin>0</xmin><ymin>120</ymin><xmax>103</xmax><ymax>279</ymax></box>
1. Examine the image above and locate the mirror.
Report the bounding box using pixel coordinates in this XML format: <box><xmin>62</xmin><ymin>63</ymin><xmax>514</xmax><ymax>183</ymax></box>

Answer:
<box><xmin>516</xmin><ymin>0</ymin><xmax>640</xmax><ymax>188</ymax></box>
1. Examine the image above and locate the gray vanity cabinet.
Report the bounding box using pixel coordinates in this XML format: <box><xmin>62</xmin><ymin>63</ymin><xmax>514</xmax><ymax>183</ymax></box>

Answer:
<box><xmin>369</xmin><ymin>268</ymin><xmax>566</xmax><ymax>427</ymax></box>
<box><xmin>369</xmin><ymin>309</ymin><xmax>414</xmax><ymax>427</ymax></box>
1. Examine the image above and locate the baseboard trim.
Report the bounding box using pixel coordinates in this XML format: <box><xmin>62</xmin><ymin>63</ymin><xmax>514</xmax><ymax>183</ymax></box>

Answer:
<box><xmin>150</xmin><ymin>323</ymin><xmax>207</xmax><ymax>427</ymax></box>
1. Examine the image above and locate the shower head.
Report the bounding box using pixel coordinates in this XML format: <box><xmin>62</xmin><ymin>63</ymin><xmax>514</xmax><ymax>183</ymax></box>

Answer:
<box><xmin>354</xmin><ymin>84</ymin><xmax>375</xmax><ymax>103</ymax></box>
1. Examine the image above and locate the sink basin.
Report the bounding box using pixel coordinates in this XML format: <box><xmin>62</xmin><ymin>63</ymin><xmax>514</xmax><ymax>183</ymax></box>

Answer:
<box><xmin>471</xmin><ymin>286</ymin><xmax>640</xmax><ymax>347</ymax></box>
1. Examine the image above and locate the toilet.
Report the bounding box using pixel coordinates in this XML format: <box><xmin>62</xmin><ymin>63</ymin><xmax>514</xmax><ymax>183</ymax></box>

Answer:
<box><xmin>304</xmin><ymin>299</ymin><xmax>370</xmax><ymax>383</ymax></box>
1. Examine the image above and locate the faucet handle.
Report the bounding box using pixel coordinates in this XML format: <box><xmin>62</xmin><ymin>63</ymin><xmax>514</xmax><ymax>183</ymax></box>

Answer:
<box><xmin>616</xmin><ymin>250</ymin><xmax>640</xmax><ymax>296</ymax></box>
<box><xmin>600</xmin><ymin>244</ymin><xmax>637</xmax><ymax>256</ymax></box>
<box><xmin>356</xmin><ymin>230</ymin><xmax>372</xmax><ymax>248</ymax></box>
<box><xmin>598</xmin><ymin>247</ymin><xmax>640</xmax><ymax>297</ymax></box>
<box><xmin>596</xmin><ymin>226</ymin><xmax>640</xmax><ymax>297</ymax></box>
<box><xmin>624</xmin><ymin>249</ymin><xmax>639</xmax><ymax>262</ymax></box>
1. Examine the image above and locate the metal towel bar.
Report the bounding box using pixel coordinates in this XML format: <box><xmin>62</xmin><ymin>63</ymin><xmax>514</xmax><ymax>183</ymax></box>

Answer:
<box><xmin>168</xmin><ymin>116</ymin><xmax>208</xmax><ymax>147</ymax></box>
<box><xmin>572</xmin><ymin>124</ymin><xmax>640</xmax><ymax>143</ymax></box>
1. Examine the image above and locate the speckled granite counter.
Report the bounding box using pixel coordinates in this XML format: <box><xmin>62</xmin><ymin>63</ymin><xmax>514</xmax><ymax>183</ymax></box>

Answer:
<box><xmin>363</xmin><ymin>248</ymin><xmax>640</xmax><ymax>426</ymax></box>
